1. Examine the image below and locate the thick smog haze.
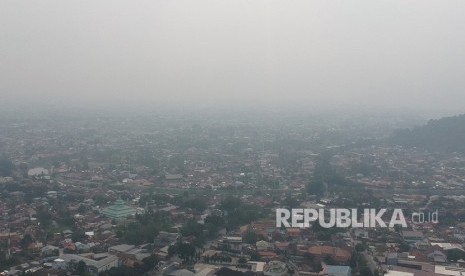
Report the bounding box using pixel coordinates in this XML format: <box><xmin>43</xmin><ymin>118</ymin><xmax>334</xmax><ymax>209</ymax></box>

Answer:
<box><xmin>5</xmin><ymin>3</ymin><xmax>465</xmax><ymax>269</ymax></box>
<box><xmin>1</xmin><ymin>0</ymin><xmax>465</xmax><ymax>114</ymax></box>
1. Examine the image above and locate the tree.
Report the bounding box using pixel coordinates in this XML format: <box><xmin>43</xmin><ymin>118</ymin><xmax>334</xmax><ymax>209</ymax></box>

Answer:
<box><xmin>355</xmin><ymin>243</ymin><xmax>367</xmax><ymax>252</ymax></box>
<box><xmin>21</xmin><ymin>234</ymin><xmax>33</xmax><ymax>250</ymax></box>
<box><xmin>169</xmin><ymin>242</ymin><xmax>196</xmax><ymax>262</ymax></box>
<box><xmin>220</xmin><ymin>197</ymin><xmax>242</xmax><ymax>212</ymax></box>
<box><xmin>313</xmin><ymin>261</ymin><xmax>323</xmax><ymax>272</ymax></box>
<box><xmin>204</xmin><ymin>214</ymin><xmax>225</xmax><ymax>237</ymax></box>
<box><xmin>447</xmin><ymin>248</ymin><xmax>465</xmax><ymax>262</ymax></box>
<box><xmin>0</xmin><ymin>156</ymin><xmax>14</xmax><ymax>177</ymax></box>
<box><xmin>283</xmin><ymin>193</ymin><xmax>299</xmax><ymax>209</ymax></box>
<box><xmin>183</xmin><ymin>197</ymin><xmax>207</xmax><ymax>212</ymax></box>
<box><xmin>168</xmin><ymin>245</ymin><xmax>177</xmax><ymax>257</ymax></box>
<box><xmin>204</xmin><ymin>215</ymin><xmax>225</xmax><ymax>227</ymax></box>
<box><xmin>76</xmin><ymin>260</ymin><xmax>88</xmax><ymax>275</ymax></box>
<box><xmin>37</xmin><ymin>206</ymin><xmax>52</xmax><ymax>229</ymax></box>
<box><xmin>398</xmin><ymin>242</ymin><xmax>410</xmax><ymax>253</ymax></box>
<box><xmin>243</xmin><ymin>231</ymin><xmax>258</xmax><ymax>244</ymax></box>
<box><xmin>323</xmin><ymin>255</ymin><xmax>336</xmax><ymax>265</ymax></box>
<box><xmin>180</xmin><ymin>220</ymin><xmax>204</xmax><ymax>244</ymax></box>
<box><xmin>394</xmin><ymin>224</ymin><xmax>402</xmax><ymax>234</ymax></box>
<box><xmin>238</xmin><ymin>257</ymin><xmax>247</xmax><ymax>264</ymax></box>
<box><xmin>0</xmin><ymin>253</ymin><xmax>20</xmax><ymax>271</ymax></box>
<box><xmin>349</xmin><ymin>253</ymin><xmax>358</xmax><ymax>268</ymax></box>
<box><xmin>250</xmin><ymin>251</ymin><xmax>261</xmax><ymax>261</ymax></box>
<box><xmin>133</xmin><ymin>255</ymin><xmax>159</xmax><ymax>274</ymax></box>
<box><xmin>359</xmin><ymin>267</ymin><xmax>373</xmax><ymax>276</ymax></box>
<box><xmin>142</xmin><ymin>255</ymin><xmax>158</xmax><ymax>270</ymax></box>
<box><xmin>307</xmin><ymin>178</ymin><xmax>325</xmax><ymax>196</ymax></box>
<box><xmin>221</xmin><ymin>201</ymin><xmax>262</xmax><ymax>230</ymax></box>
<box><xmin>302</xmin><ymin>252</ymin><xmax>316</xmax><ymax>266</ymax></box>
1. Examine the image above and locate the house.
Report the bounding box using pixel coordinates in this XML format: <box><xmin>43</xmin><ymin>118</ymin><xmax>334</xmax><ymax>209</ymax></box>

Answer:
<box><xmin>427</xmin><ymin>250</ymin><xmax>447</xmax><ymax>263</ymax></box>
<box><xmin>218</xmin><ymin>237</ymin><xmax>242</xmax><ymax>252</ymax></box>
<box><xmin>108</xmin><ymin>244</ymin><xmax>135</xmax><ymax>254</ymax></box>
<box><xmin>308</xmin><ymin>246</ymin><xmax>351</xmax><ymax>262</ymax></box>
<box><xmin>402</xmin><ymin>231</ymin><xmax>424</xmax><ymax>243</ymax></box>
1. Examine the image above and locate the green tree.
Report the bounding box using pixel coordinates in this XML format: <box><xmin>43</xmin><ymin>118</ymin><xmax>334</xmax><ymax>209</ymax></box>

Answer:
<box><xmin>355</xmin><ymin>243</ymin><xmax>367</xmax><ymax>252</ymax></box>
<box><xmin>243</xmin><ymin>231</ymin><xmax>258</xmax><ymax>244</ymax></box>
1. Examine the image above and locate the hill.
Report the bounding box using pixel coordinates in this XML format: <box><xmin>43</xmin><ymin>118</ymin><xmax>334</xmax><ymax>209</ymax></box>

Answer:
<box><xmin>390</xmin><ymin>114</ymin><xmax>465</xmax><ymax>152</ymax></box>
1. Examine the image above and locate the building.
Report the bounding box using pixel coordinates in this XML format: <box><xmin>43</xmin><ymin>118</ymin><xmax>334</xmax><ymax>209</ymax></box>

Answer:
<box><xmin>435</xmin><ymin>266</ymin><xmax>465</xmax><ymax>276</ymax></box>
<box><xmin>27</xmin><ymin>167</ymin><xmax>49</xmax><ymax>177</ymax></box>
<box><xmin>386</xmin><ymin>253</ymin><xmax>398</xmax><ymax>266</ymax></box>
<box><xmin>59</xmin><ymin>254</ymin><xmax>118</xmax><ymax>275</ymax></box>
<box><xmin>100</xmin><ymin>199</ymin><xmax>139</xmax><ymax>220</ymax></box>
<box><xmin>218</xmin><ymin>236</ymin><xmax>242</xmax><ymax>252</ymax></box>
<box><xmin>402</xmin><ymin>231</ymin><xmax>424</xmax><ymax>243</ymax></box>
<box><xmin>321</xmin><ymin>265</ymin><xmax>351</xmax><ymax>276</ymax></box>
<box><xmin>264</xmin><ymin>261</ymin><xmax>293</xmax><ymax>276</ymax></box>
<box><xmin>308</xmin><ymin>246</ymin><xmax>351</xmax><ymax>263</ymax></box>
<box><xmin>385</xmin><ymin>271</ymin><xmax>414</xmax><ymax>276</ymax></box>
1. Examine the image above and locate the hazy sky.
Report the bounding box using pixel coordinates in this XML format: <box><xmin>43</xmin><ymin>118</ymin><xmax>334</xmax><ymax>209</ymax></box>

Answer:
<box><xmin>1</xmin><ymin>1</ymin><xmax>465</xmax><ymax>113</ymax></box>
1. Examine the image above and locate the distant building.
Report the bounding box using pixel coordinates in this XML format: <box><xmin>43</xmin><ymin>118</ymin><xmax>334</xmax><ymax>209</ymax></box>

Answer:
<box><xmin>165</xmin><ymin>174</ymin><xmax>184</xmax><ymax>181</ymax></box>
<box><xmin>27</xmin><ymin>167</ymin><xmax>49</xmax><ymax>177</ymax></box>
<box><xmin>100</xmin><ymin>199</ymin><xmax>140</xmax><ymax>220</ymax></box>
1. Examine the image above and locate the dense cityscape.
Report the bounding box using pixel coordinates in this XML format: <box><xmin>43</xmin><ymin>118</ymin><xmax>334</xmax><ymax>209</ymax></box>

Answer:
<box><xmin>1</xmin><ymin>111</ymin><xmax>465</xmax><ymax>276</ymax></box>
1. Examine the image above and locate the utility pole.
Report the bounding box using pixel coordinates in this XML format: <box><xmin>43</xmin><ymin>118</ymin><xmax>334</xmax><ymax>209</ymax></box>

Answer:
<box><xmin>6</xmin><ymin>223</ymin><xmax>11</xmax><ymax>260</ymax></box>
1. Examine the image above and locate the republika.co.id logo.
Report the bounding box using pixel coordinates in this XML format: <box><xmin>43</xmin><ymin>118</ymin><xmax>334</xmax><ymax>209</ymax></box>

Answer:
<box><xmin>276</xmin><ymin>208</ymin><xmax>439</xmax><ymax>228</ymax></box>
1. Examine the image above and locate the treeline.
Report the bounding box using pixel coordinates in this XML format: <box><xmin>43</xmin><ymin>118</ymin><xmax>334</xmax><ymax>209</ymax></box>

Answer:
<box><xmin>175</xmin><ymin>197</ymin><xmax>264</xmax><ymax>246</ymax></box>
<box><xmin>220</xmin><ymin>197</ymin><xmax>263</xmax><ymax>230</ymax></box>
<box><xmin>116</xmin><ymin>211</ymin><xmax>173</xmax><ymax>245</ymax></box>
<box><xmin>306</xmin><ymin>153</ymin><xmax>362</xmax><ymax>196</ymax></box>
